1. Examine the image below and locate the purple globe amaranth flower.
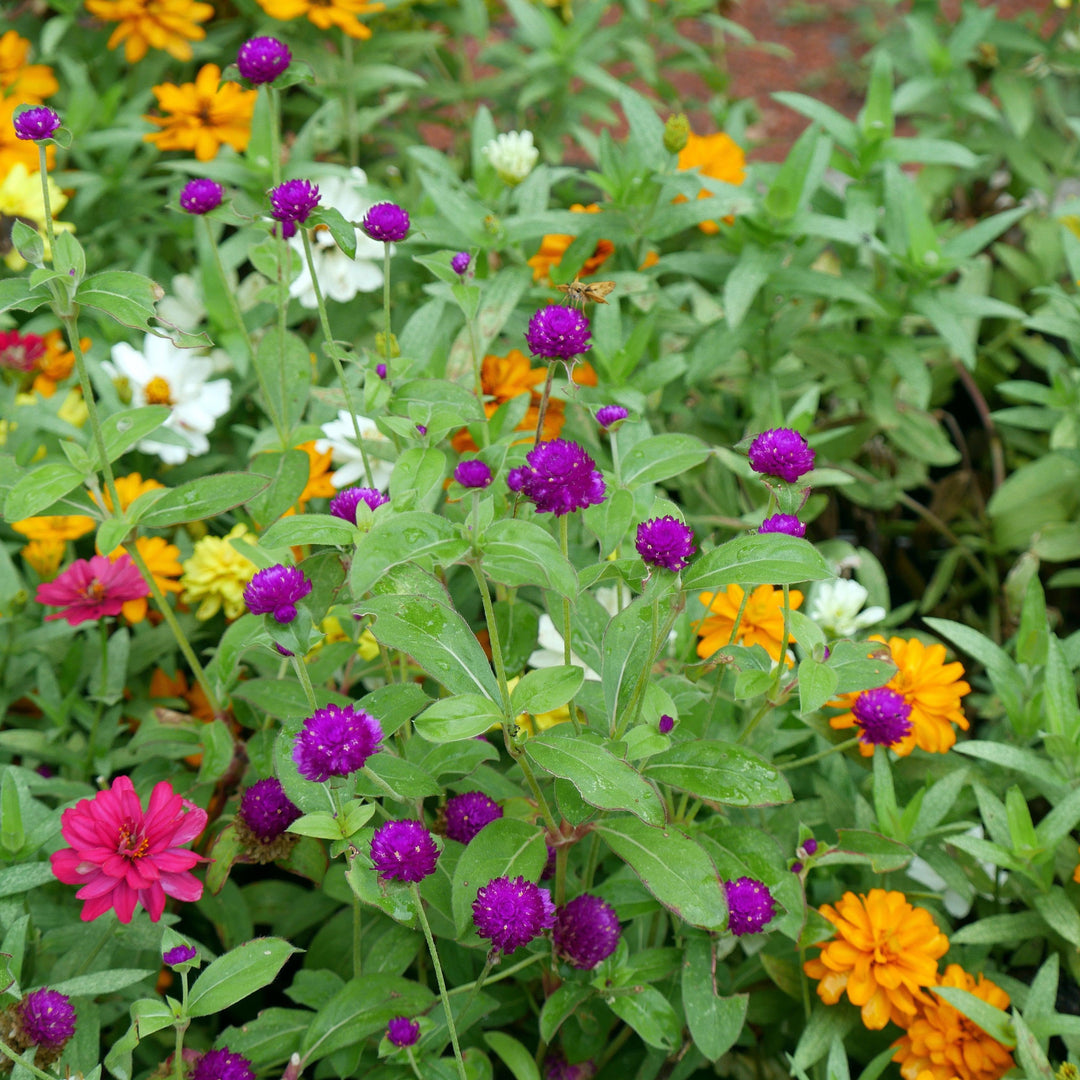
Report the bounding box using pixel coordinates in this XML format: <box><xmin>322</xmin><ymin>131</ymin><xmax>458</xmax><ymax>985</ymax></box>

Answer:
<box><xmin>724</xmin><ymin>877</ymin><xmax>776</xmax><ymax>936</ymax></box>
<box><xmin>370</xmin><ymin>819</ymin><xmax>440</xmax><ymax>883</ymax></box>
<box><xmin>506</xmin><ymin>467</ymin><xmax>526</xmax><ymax>493</ymax></box>
<box><xmin>658</xmin><ymin>714</ymin><xmax>675</xmax><ymax>735</ymax></box>
<box><xmin>18</xmin><ymin>990</ymin><xmax>76</xmax><ymax>1049</ymax></box>
<box><xmin>243</xmin><ymin>564</ymin><xmax>312</xmax><ymax>624</ymax></box>
<box><xmin>180</xmin><ymin>178</ymin><xmax>224</xmax><ymax>215</ymax></box>
<box><xmin>239</xmin><ymin>777</ymin><xmax>301</xmax><ymax>842</ymax></box>
<box><xmin>472</xmin><ymin>875</ymin><xmax>555</xmax><ymax>954</ymax></box>
<box><xmin>553</xmin><ymin>894</ymin><xmax>621</xmax><ymax>970</ymax></box>
<box><xmin>237</xmin><ymin>36</ymin><xmax>292</xmax><ymax>84</ymax></box>
<box><xmin>14</xmin><ymin>106</ymin><xmax>61</xmax><ymax>142</ymax></box>
<box><xmin>191</xmin><ymin>1049</ymin><xmax>254</xmax><ymax>1080</ymax></box>
<box><xmin>747</xmin><ymin>428</ymin><xmax>816</xmax><ymax>484</ymax></box>
<box><xmin>386</xmin><ymin>1016</ymin><xmax>421</xmax><ymax>1048</ymax></box>
<box><xmin>376</xmin><ymin>363</ymin><xmax>388</xmax><ymax>379</ymax></box>
<box><xmin>545</xmin><ymin>1055</ymin><xmax>595</xmax><ymax>1080</ymax></box>
<box><xmin>293</xmin><ymin>703</ymin><xmax>383</xmax><ymax>782</ymax></box>
<box><xmin>444</xmin><ymin>791</ymin><xmax>502</xmax><ymax>844</ymax></box>
<box><xmin>759</xmin><ymin>513</ymin><xmax>806</xmax><ymax>537</ymax></box>
<box><xmin>525</xmin><ymin>305</ymin><xmax>591</xmax><ymax>360</ymax></box>
<box><xmin>802</xmin><ymin>838</ymin><xmax>818</xmax><ymax>856</ymax></box>
<box><xmin>269</xmin><ymin>179</ymin><xmax>320</xmax><ymax>231</ymax></box>
<box><xmin>451</xmin><ymin>251</ymin><xmax>471</xmax><ymax>275</ymax></box>
<box><xmin>362</xmin><ymin>201</ymin><xmax>410</xmax><ymax>243</ymax></box>
<box><xmin>513</xmin><ymin>439</ymin><xmax>605</xmax><ymax>516</ymax></box>
<box><xmin>541</xmin><ymin>841</ymin><xmax>556</xmax><ymax>880</ymax></box>
<box><xmin>635</xmin><ymin>516</ymin><xmax>695</xmax><ymax>572</ymax></box>
<box><xmin>852</xmin><ymin>686</ymin><xmax>912</xmax><ymax>747</ymax></box>
<box><xmin>162</xmin><ymin>944</ymin><xmax>198</xmax><ymax>967</ymax></box>
<box><xmin>454</xmin><ymin>459</ymin><xmax>492</xmax><ymax>489</ymax></box>
<box><xmin>596</xmin><ymin>404</ymin><xmax>628</xmax><ymax>430</ymax></box>
<box><xmin>329</xmin><ymin>486</ymin><xmax>390</xmax><ymax>524</ymax></box>
<box><xmin>790</xmin><ymin>860</ymin><xmax>804</xmax><ymax>874</ymax></box>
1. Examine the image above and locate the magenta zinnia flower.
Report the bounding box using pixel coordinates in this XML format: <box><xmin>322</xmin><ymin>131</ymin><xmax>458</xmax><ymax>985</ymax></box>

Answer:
<box><xmin>553</xmin><ymin>894</ymin><xmax>621</xmax><ymax>970</ymax></box>
<box><xmin>512</xmin><ymin>439</ymin><xmax>606</xmax><ymax>516</ymax></box>
<box><xmin>370</xmin><ymin>819</ymin><xmax>440</xmax><ymax>882</ymax></box>
<box><xmin>49</xmin><ymin>776</ymin><xmax>207</xmax><ymax>923</ymax></box>
<box><xmin>472</xmin><ymin>875</ymin><xmax>555</xmax><ymax>954</ymax></box>
<box><xmin>35</xmin><ymin>554</ymin><xmax>149</xmax><ymax>627</ymax></box>
<box><xmin>747</xmin><ymin>428</ymin><xmax>815</xmax><ymax>483</ymax></box>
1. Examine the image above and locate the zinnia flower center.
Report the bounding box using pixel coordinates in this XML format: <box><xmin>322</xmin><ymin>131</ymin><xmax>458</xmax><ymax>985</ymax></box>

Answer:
<box><xmin>144</xmin><ymin>376</ymin><xmax>173</xmax><ymax>405</ymax></box>
<box><xmin>82</xmin><ymin>578</ymin><xmax>107</xmax><ymax>602</ymax></box>
<box><xmin>117</xmin><ymin>821</ymin><xmax>150</xmax><ymax>859</ymax></box>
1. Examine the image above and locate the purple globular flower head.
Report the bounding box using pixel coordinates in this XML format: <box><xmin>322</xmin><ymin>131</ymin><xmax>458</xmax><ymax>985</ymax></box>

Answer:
<box><xmin>191</xmin><ymin>1049</ymin><xmax>254</xmax><ymax>1080</ymax></box>
<box><xmin>243</xmin><ymin>564</ymin><xmax>312</xmax><ymax>624</ymax></box>
<box><xmin>293</xmin><ymin>703</ymin><xmax>383</xmax><ymax>782</ymax></box>
<box><xmin>747</xmin><ymin>428</ymin><xmax>815</xmax><ymax>483</ymax></box>
<box><xmin>513</xmin><ymin>440</ymin><xmax>605</xmax><ymax>516</ymax></box>
<box><xmin>553</xmin><ymin>894</ymin><xmax>621</xmax><ymax>970</ymax></box>
<box><xmin>386</xmin><ymin>1016</ymin><xmax>420</xmax><ymax>1048</ymax></box>
<box><xmin>362</xmin><ymin>202</ymin><xmax>410</xmax><ymax>243</ymax></box>
<box><xmin>790</xmin><ymin>860</ymin><xmax>804</xmax><ymax>874</ymax></box>
<box><xmin>13</xmin><ymin>106</ymin><xmax>61</xmax><ymax>142</ymax></box>
<box><xmin>444</xmin><ymin>791</ymin><xmax>502</xmax><ymax>845</ymax></box>
<box><xmin>180</xmin><ymin>178</ymin><xmax>224</xmax><ymax>215</ymax></box>
<box><xmin>162</xmin><ymin>944</ymin><xmax>198</xmax><ymax>967</ymax></box>
<box><xmin>18</xmin><ymin>990</ymin><xmax>76</xmax><ymax>1049</ymax></box>
<box><xmin>658</xmin><ymin>714</ymin><xmax>675</xmax><ymax>735</ymax></box>
<box><xmin>329</xmin><ymin>486</ymin><xmax>390</xmax><ymax>524</ymax></box>
<box><xmin>370</xmin><ymin>819</ymin><xmax>440</xmax><ymax>883</ymax></box>
<box><xmin>472</xmin><ymin>875</ymin><xmax>555</xmax><ymax>954</ymax></box>
<box><xmin>802</xmin><ymin>838</ymin><xmax>818</xmax><ymax>856</ymax></box>
<box><xmin>239</xmin><ymin>777</ymin><xmax>301</xmax><ymax>842</ymax></box>
<box><xmin>852</xmin><ymin>687</ymin><xmax>912</xmax><ymax>748</ymax></box>
<box><xmin>759</xmin><ymin>513</ymin><xmax>806</xmax><ymax>537</ymax></box>
<box><xmin>454</xmin><ymin>459</ymin><xmax>493</xmax><ymax>489</ymax></box>
<box><xmin>635</xmin><ymin>516</ymin><xmax>696</xmax><ymax>572</ymax></box>
<box><xmin>376</xmin><ymin>363</ymin><xmax>388</xmax><ymax>379</ymax></box>
<box><xmin>525</xmin><ymin>305</ymin><xmax>591</xmax><ymax>360</ymax></box>
<box><xmin>596</xmin><ymin>404</ymin><xmax>628</xmax><ymax>430</ymax></box>
<box><xmin>545</xmin><ymin>1056</ymin><xmax>595</xmax><ymax>1080</ymax></box>
<box><xmin>237</xmin><ymin>36</ymin><xmax>292</xmax><ymax>84</ymax></box>
<box><xmin>506</xmin><ymin>467</ymin><xmax>527</xmax><ymax>493</ymax></box>
<box><xmin>724</xmin><ymin>877</ymin><xmax>776</xmax><ymax>936</ymax></box>
<box><xmin>269</xmin><ymin>179</ymin><xmax>320</xmax><ymax>230</ymax></box>
<box><xmin>541</xmin><ymin>841</ymin><xmax>556</xmax><ymax>880</ymax></box>
<box><xmin>451</xmin><ymin>251</ymin><xmax>471</xmax><ymax>275</ymax></box>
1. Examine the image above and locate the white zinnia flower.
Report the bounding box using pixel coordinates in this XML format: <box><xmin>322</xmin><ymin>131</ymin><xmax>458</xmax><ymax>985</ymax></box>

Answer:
<box><xmin>527</xmin><ymin>585</ymin><xmax>631</xmax><ymax>680</ymax></box>
<box><xmin>482</xmin><ymin>130</ymin><xmax>539</xmax><ymax>186</ymax></box>
<box><xmin>288</xmin><ymin>168</ymin><xmax>385</xmax><ymax>310</ymax></box>
<box><xmin>102</xmin><ymin>335</ymin><xmax>231</xmax><ymax>465</ymax></box>
<box><xmin>807</xmin><ymin>578</ymin><xmax>886</xmax><ymax>638</ymax></box>
<box><xmin>315</xmin><ymin>410</ymin><xmax>394</xmax><ymax>491</ymax></box>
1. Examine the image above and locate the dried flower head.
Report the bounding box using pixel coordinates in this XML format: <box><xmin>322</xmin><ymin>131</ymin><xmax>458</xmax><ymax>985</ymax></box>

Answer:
<box><xmin>747</xmin><ymin>428</ymin><xmax>816</xmax><ymax>483</ymax></box>
<box><xmin>724</xmin><ymin>877</ymin><xmax>776</xmax><ymax>936</ymax></box>
<box><xmin>293</xmin><ymin>703</ymin><xmax>383</xmax><ymax>782</ymax></box>
<box><xmin>444</xmin><ymin>792</ymin><xmax>502</xmax><ymax>845</ymax></box>
<box><xmin>472</xmin><ymin>875</ymin><xmax>555</xmax><ymax>954</ymax></box>
<box><xmin>180</xmin><ymin>178</ymin><xmax>224</xmax><ymax>215</ymax></box>
<box><xmin>361</xmin><ymin>201</ymin><xmax>410</xmax><ymax>242</ymax></box>
<box><xmin>512</xmin><ymin>439</ymin><xmax>606</xmax><ymax>516</ymax></box>
<box><xmin>243</xmin><ymin>564</ymin><xmax>312</xmax><ymax>624</ymax></box>
<box><xmin>370</xmin><ymin>819</ymin><xmax>440</xmax><ymax>882</ymax></box>
<box><xmin>635</xmin><ymin>516</ymin><xmax>696</xmax><ymax>572</ymax></box>
<box><xmin>553</xmin><ymin>894</ymin><xmax>621</xmax><ymax>969</ymax></box>
<box><xmin>525</xmin><ymin>305</ymin><xmax>591</xmax><ymax>360</ymax></box>
<box><xmin>236</xmin><ymin>36</ymin><xmax>291</xmax><ymax>84</ymax></box>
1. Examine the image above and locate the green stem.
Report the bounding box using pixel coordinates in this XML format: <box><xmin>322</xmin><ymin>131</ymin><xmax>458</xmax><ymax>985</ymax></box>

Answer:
<box><xmin>292</xmin><ymin>653</ymin><xmax>319</xmax><ymax>711</ymax></box>
<box><xmin>467</xmin><ymin>312</ymin><xmax>488</xmax><ymax>444</ymax></box>
<box><xmin>445</xmin><ymin>952</ymin><xmax>542</xmax><ymax>996</ymax></box>
<box><xmin>554</xmin><ymin>844</ymin><xmax>568</xmax><ymax>906</ymax></box>
<box><xmin>382</xmin><ymin>242</ymin><xmax>392</xmax><ymax>371</ymax></box>
<box><xmin>404</xmin><ymin>1048</ymin><xmax>424</xmax><ymax>1080</ymax></box>
<box><xmin>533</xmin><ymin>363</ymin><xmax>555</xmax><ymax>447</ymax></box>
<box><xmin>0</xmin><ymin>1039</ymin><xmax>68</xmax><ymax>1080</ymax></box>
<box><xmin>558</xmin><ymin>516</ymin><xmax>581</xmax><ymax>735</ymax></box>
<box><xmin>411</xmin><ymin>883</ymin><xmax>468</xmax><ymax>1080</ymax></box>
<box><xmin>613</xmin><ymin>602</ymin><xmax>680</xmax><ymax>741</ymax></box>
<box><xmin>123</xmin><ymin>539</ymin><xmax>223</xmax><ymax>717</ymax></box>
<box><xmin>511</xmin><ymin>748</ymin><xmax>559</xmax><ymax>834</ymax></box>
<box><xmin>301</xmin><ymin>229</ymin><xmax>376</xmax><ymax>488</ymax></box>
<box><xmin>469</xmin><ymin>561</ymin><xmax>514</xmax><ymax>720</ymax></box>
<box><xmin>37</xmin><ymin>143</ymin><xmax>56</xmax><ymax>256</ymax></box>
<box><xmin>779</xmin><ymin>736</ymin><xmax>861</xmax><ymax>771</ymax></box>
<box><xmin>173</xmin><ymin>968</ymin><xmax>190</xmax><ymax>1080</ymax></box>
<box><xmin>268</xmin><ymin>86</ymin><xmax>283</xmax><ymax>187</ymax></box>
<box><xmin>455</xmin><ymin>955</ymin><xmax>494</xmax><ymax>1022</ymax></box>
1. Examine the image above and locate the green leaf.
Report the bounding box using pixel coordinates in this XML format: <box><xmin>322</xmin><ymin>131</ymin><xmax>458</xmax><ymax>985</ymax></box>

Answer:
<box><xmin>933</xmin><ymin>986</ymin><xmax>1015</xmax><ymax>1048</ymax></box>
<box><xmin>350</xmin><ymin>512</ymin><xmax>467</xmax><ymax>597</ymax></box>
<box><xmin>607</xmin><ymin>986</ymin><xmax>681</xmax><ymax>1050</ymax></box>
<box><xmin>308</xmin><ymin>207</ymin><xmax>356</xmax><ymax>259</ymax></box>
<box><xmin>798</xmin><ymin>658</ymin><xmax>839</xmax><ymax>715</ymax></box>
<box><xmin>771</xmin><ymin>92</ymin><xmax>858</xmax><ymax>148</ymax></box>
<box><xmin>510</xmin><ymin>666</ymin><xmax>584</xmax><ymax>716</ymax></box>
<box><xmin>412</xmin><ymin>693</ymin><xmax>505</xmax><ymax>742</ymax></box>
<box><xmin>860</xmin><ymin>50</ymin><xmax>894</xmax><ymax>141</ymax></box>
<box><xmin>539</xmin><ymin>984</ymin><xmax>592</xmax><ymax>1043</ymax></box>
<box><xmin>138</xmin><ymin>473</ymin><xmax>271</xmax><ymax>528</ymax></box>
<box><xmin>3</xmin><ymin>462</ymin><xmax>84</xmax><ymax>521</ymax></box>
<box><xmin>358</xmin><ymin>593</ymin><xmax>501</xmax><ymax>700</ymax></box>
<box><xmin>260</xmin><ymin>513</ymin><xmax>357</xmax><ymax>549</ymax></box>
<box><xmin>0</xmin><ymin>278</ymin><xmax>45</xmax><ymax>316</ymax></box>
<box><xmin>682</xmin><ymin>937</ymin><xmax>748</xmax><ymax>1060</ymax></box>
<box><xmin>525</xmin><ymin>733</ymin><xmax>665</xmax><ymax>826</ymax></box>
<box><xmin>12</xmin><ymin>220</ymin><xmax>43</xmax><ymax>268</ymax></box>
<box><xmin>247</xmin><ymin>451</ymin><xmax>310</xmax><ymax>527</ymax></box>
<box><xmin>483</xmin><ymin>1033</ymin><xmax>540</xmax><ymax>1080</ymax></box>
<box><xmin>683</xmin><ymin>534</ymin><xmax>833</xmax><ymax>590</ymax></box>
<box><xmin>594</xmin><ymin>817</ymin><xmax>727</xmax><ymax>930</ymax></box>
<box><xmin>196</xmin><ymin>718</ymin><xmax>235</xmax><ymax>784</ymax></box>
<box><xmin>1032</xmin><ymin>887</ymin><xmax>1080</xmax><ymax>948</ymax></box>
<box><xmin>764</xmin><ymin>124</ymin><xmax>832</xmax><ymax>220</ymax></box>
<box><xmin>49</xmin><ymin>969</ymin><xmax>155</xmax><ymax>998</ymax></box>
<box><xmin>356</xmin><ymin>754</ymin><xmax>440</xmax><ymax>801</ymax></box>
<box><xmin>77</xmin><ymin>271</ymin><xmax>161</xmax><ymax>333</ymax></box>
<box><xmin>389</xmin><ymin>448</ymin><xmax>449</xmax><ymax>512</ymax></box>
<box><xmin>724</xmin><ymin>246</ymin><xmax>773</xmax><ymax>330</ymax></box>
<box><xmin>816</xmin><ymin>829</ymin><xmax>912</xmax><ymax>873</ymax></box>
<box><xmin>950</xmin><ymin>912</ymin><xmax>1046</xmax><ymax>946</ymax></box>
<box><xmin>827</xmin><ymin>640</ymin><xmax>896</xmax><ymax>695</ymax></box>
<box><xmin>619</xmin><ymin>434</ymin><xmax>709</xmax><ymax>486</ymax></box>
<box><xmin>89</xmin><ymin>406</ymin><xmax>170</xmax><ymax>469</ymax></box>
<box><xmin>205</xmin><ymin>825</ymin><xmax>242</xmax><ymax>895</ymax></box>
<box><xmin>644</xmin><ymin>740</ymin><xmax>792</xmax><ymax>807</ymax></box>
<box><xmin>451</xmin><ymin>817</ymin><xmax>547</xmax><ymax>935</ymax></box>
<box><xmin>0</xmin><ymin>862</ymin><xmax>55</xmax><ymax>898</ymax></box>
<box><xmin>793</xmin><ymin>1004</ymin><xmax>856</xmax><ymax>1071</ymax></box>
<box><xmin>252</xmin><ymin>328</ymin><xmax>311</xmax><ymax>435</ymax></box>
<box><xmin>186</xmin><ymin>938</ymin><xmax>299</xmax><ymax>1018</ymax></box>
<box><xmin>482</xmin><ymin>519</ymin><xmax>578</xmax><ymax>600</ymax></box>
<box><xmin>1</xmin><ymin>772</ymin><xmax>24</xmax><ymax>854</ymax></box>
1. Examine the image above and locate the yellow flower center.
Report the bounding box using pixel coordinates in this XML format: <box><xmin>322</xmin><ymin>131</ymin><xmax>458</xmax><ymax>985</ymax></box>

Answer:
<box><xmin>145</xmin><ymin>375</ymin><xmax>173</xmax><ymax>405</ymax></box>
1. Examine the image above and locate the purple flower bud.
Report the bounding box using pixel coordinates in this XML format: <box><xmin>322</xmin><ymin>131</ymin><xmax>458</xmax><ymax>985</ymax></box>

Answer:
<box><xmin>13</xmin><ymin>106</ymin><xmax>61</xmax><ymax>142</ymax></box>
<box><xmin>386</xmin><ymin>1016</ymin><xmax>420</xmax><ymax>1048</ymax></box>
<box><xmin>18</xmin><ymin>990</ymin><xmax>76</xmax><ymax>1049</ymax></box>
<box><xmin>506</xmin><ymin>467</ymin><xmax>527</xmax><ymax>493</ymax></box>
<box><xmin>658</xmin><ymin>714</ymin><xmax>675</xmax><ymax>734</ymax></box>
<box><xmin>451</xmin><ymin>251</ymin><xmax>471</xmax><ymax>275</ymax></box>
<box><xmin>362</xmin><ymin>201</ymin><xmax>410</xmax><ymax>242</ymax></box>
<box><xmin>329</xmin><ymin>486</ymin><xmax>389</xmax><ymax>523</ymax></box>
<box><xmin>370</xmin><ymin>819</ymin><xmax>440</xmax><ymax>882</ymax></box>
<box><xmin>269</xmin><ymin>179</ymin><xmax>320</xmax><ymax>227</ymax></box>
<box><xmin>243</xmin><ymin>564</ymin><xmax>312</xmax><ymax>624</ymax></box>
<box><xmin>191</xmin><ymin>1049</ymin><xmax>254</xmax><ymax>1080</ymax></box>
<box><xmin>635</xmin><ymin>516</ymin><xmax>695</xmax><ymax>572</ymax></box>
<box><xmin>473</xmin><ymin>875</ymin><xmax>555</xmax><ymax>954</ymax></box>
<box><xmin>180</xmin><ymin>178</ymin><xmax>224</xmax><ymax>215</ymax></box>
<box><xmin>525</xmin><ymin>305</ymin><xmax>591</xmax><ymax>360</ymax></box>
<box><xmin>758</xmin><ymin>513</ymin><xmax>806</xmax><ymax>537</ymax></box>
<box><xmin>790</xmin><ymin>860</ymin><xmax>804</xmax><ymax>874</ymax></box>
<box><xmin>416</xmin><ymin>424</ymin><xmax>427</xmax><ymax>436</ymax></box>
<box><xmin>239</xmin><ymin>777</ymin><xmax>301</xmax><ymax>842</ymax></box>
<box><xmin>723</xmin><ymin>877</ymin><xmax>775</xmax><ymax>936</ymax></box>
<box><xmin>444</xmin><ymin>791</ymin><xmax>502</xmax><ymax>844</ymax></box>
<box><xmin>852</xmin><ymin>687</ymin><xmax>912</xmax><ymax>747</ymax></box>
<box><xmin>275</xmin><ymin>643</ymin><xmax>294</xmax><ymax>657</ymax></box>
<box><xmin>747</xmin><ymin>428</ymin><xmax>815</xmax><ymax>484</ymax></box>
<box><xmin>162</xmin><ymin>944</ymin><xmax>198</xmax><ymax>967</ymax></box>
<box><xmin>454</xmin><ymin>459</ymin><xmax>493</xmax><ymax>489</ymax></box>
<box><xmin>553</xmin><ymin>894</ymin><xmax>621</xmax><ymax>970</ymax></box>
<box><xmin>237</xmin><ymin>36</ymin><xmax>292</xmax><ymax>85</ymax></box>
<box><xmin>293</xmin><ymin>703</ymin><xmax>383</xmax><ymax>782</ymax></box>
<box><xmin>511</xmin><ymin>439</ymin><xmax>605</xmax><ymax>516</ymax></box>
<box><xmin>802</xmin><ymin>838</ymin><xmax>818</xmax><ymax>855</ymax></box>
<box><xmin>376</xmin><ymin>363</ymin><xmax>388</xmax><ymax>379</ymax></box>
<box><xmin>596</xmin><ymin>404</ymin><xmax>628</xmax><ymax>429</ymax></box>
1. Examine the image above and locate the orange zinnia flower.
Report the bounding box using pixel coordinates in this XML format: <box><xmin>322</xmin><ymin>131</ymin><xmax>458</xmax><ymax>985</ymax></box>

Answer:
<box><xmin>32</xmin><ymin>329</ymin><xmax>85</xmax><ymax>398</ymax></box>
<box><xmin>149</xmin><ymin>666</ymin><xmax>214</xmax><ymax>722</ymax></box>
<box><xmin>803</xmin><ymin>889</ymin><xmax>949</xmax><ymax>1030</ymax></box>
<box><xmin>11</xmin><ymin>515</ymin><xmax>95</xmax><ymax>542</ymax></box>
<box><xmin>829</xmin><ymin>636</ymin><xmax>970</xmax><ymax>756</ymax></box>
<box><xmin>144</xmin><ymin>64</ymin><xmax>256</xmax><ymax>162</ymax></box>
<box><xmin>892</xmin><ymin>965</ymin><xmax>1014</xmax><ymax>1080</ymax></box>
<box><xmin>676</xmin><ymin>130</ymin><xmax>746</xmax><ymax>234</ymax></box>
<box><xmin>527</xmin><ymin>204</ymin><xmax>614</xmax><ymax>284</ymax></box>
<box><xmin>20</xmin><ymin>539</ymin><xmax>66</xmax><ymax>580</ymax></box>
<box><xmin>696</xmin><ymin>583</ymin><xmax>802</xmax><ymax>664</ymax></box>
<box><xmin>107</xmin><ymin>536</ymin><xmax>182</xmax><ymax>624</ymax></box>
<box><xmin>295</xmin><ymin>440</ymin><xmax>336</xmax><ymax>508</ymax></box>
<box><xmin>0</xmin><ymin>31</ymin><xmax>59</xmax><ymax>103</ymax></box>
<box><xmin>254</xmin><ymin>0</ymin><xmax>386</xmax><ymax>39</ymax></box>
<box><xmin>85</xmin><ymin>0</ymin><xmax>214</xmax><ymax>64</ymax></box>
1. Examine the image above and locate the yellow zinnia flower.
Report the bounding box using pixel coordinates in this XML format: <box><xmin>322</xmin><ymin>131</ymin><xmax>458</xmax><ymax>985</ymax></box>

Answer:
<box><xmin>0</xmin><ymin>30</ymin><xmax>59</xmax><ymax>103</ymax></box>
<box><xmin>97</xmin><ymin>471</ymin><xmax>165</xmax><ymax>515</ymax></box>
<box><xmin>180</xmin><ymin>524</ymin><xmax>258</xmax><ymax>621</ymax></box>
<box><xmin>143</xmin><ymin>64</ymin><xmax>256</xmax><ymax>162</ymax></box>
<box><xmin>107</xmin><ymin>535</ymin><xmax>182</xmax><ymax>624</ymax></box>
<box><xmin>20</xmin><ymin>539</ymin><xmax>66</xmax><ymax>579</ymax></box>
<box><xmin>696</xmin><ymin>583</ymin><xmax>802</xmax><ymax>664</ymax></box>
<box><xmin>254</xmin><ymin>0</ymin><xmax>386</xmax><ymax>39</ymax></box>
<box><xmin>803</xmin><ymin>889</ymin><xmax>949</xmax><ymax>1030</ymax></box>
<box><xmin>828</xmin><ymin>636</ymin><xmax>970</xmax><ymax>756</ymax></box>
<box><xmin>11</xmin><ymin>515</ymin><xmax>95</xmax><ymax>542</ymax></box>
<box><xmin>57</xmin><ymin>389</ymin><xmax>88</xmax><ymax>429</ymax></box>
<box><xmin>891</xmin><ymin>964</ymin><xmax>1014</xmax><ymax>1080</ymax></box>
<box><xmin>527</xmin><ymin>204</ymin><xmax>614</xmax><ymax>285</ymax></box>
<box><xmin>676</xmin><ymin>130</ymin><xmax>746</xmax><ymax>234</ymax></box>
<box><xmin>84</xmin><ymin>0</ymin><xmax>214</xmax><ymax>64</ymax></box>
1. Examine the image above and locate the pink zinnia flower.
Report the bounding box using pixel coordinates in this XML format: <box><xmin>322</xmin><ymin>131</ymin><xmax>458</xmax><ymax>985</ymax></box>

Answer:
<box><xmin>50</xmin><ymin>776</ymin><xmax>207</xmax><ymax>923</ymax></box>
<box><xmin>35</xmin><ymin>554</ymin><xmax>149</xmax><ymax>626</ymax></box>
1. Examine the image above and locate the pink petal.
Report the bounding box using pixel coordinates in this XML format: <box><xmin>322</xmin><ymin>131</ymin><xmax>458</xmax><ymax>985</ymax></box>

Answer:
<box><xmin>140</xmin><ymin>882</ymin><xmax>167</xmax><ymax>922</ymax></box>
<box><xmin>160</xmin><ymin>870</ymin><xmax>204</xmax><ymax>903</ymax></box>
